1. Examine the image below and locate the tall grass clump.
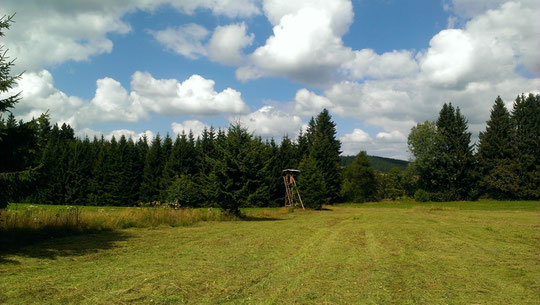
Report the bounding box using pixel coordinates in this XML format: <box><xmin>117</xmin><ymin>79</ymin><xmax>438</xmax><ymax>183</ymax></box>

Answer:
<box><xmin>0</xmin><ymin>205</ymin><xmax>235</xmax><ymax>249</ymax></box>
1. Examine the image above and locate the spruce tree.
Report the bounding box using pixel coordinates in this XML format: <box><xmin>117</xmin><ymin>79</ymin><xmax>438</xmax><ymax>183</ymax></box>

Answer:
<box><xmin>477</xmin><ymin>96</ymin><xmax>518</xmax><ymax>199</ymax></box>
<box><xmin>140</xmin><ymin>134</ymin><xmax>164</xmax><ymax>202</ymax></box>
<box><xmin>512</xmin><ymin>93</ymin><xmax>540</xmax><ymax>199</ymax></box>
<box><xmin>0</xmin><ymin>15</ymin><xmax>40</xmax><ymax>208</ymax></box>
<box><xmin>430</xmin><ymin>103</ymin><xmax>476</xmax><ymax>200</ymax></box>
<box><xmin>207</xmin><ymin>123</ymin><xmax>253</xmax><ymax>215</ymax></box>
<box><xmin>305</xmin><ymin>109</ymin><xmax>342</xmax><ymax>203</ymax></box>
<box><xmin>298</xmin><ymin>154</ymin><xmax>327</xmax><ymax>209</ymax></box>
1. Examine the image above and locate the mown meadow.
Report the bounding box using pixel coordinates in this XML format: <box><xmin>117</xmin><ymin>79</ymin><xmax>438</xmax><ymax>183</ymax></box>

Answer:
<box><xmin>1</xmin><ymin>200</ymin><xmax>538</xmax><ymax>304</ymax></box>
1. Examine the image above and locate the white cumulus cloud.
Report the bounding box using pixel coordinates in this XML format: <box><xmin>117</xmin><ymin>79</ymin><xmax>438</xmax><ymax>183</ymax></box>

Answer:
<box><xmin>151</xmin><ymin>24</ymin><xmax>209</xmax><ymax>59</ymax></box>
<box><xmin>131</xmin><ymin>71</ymin><xmax>249</xmax><ymax>116</ymax></box>
<box><xmin>232</xmin><ymin>105</ymin><xmax>303</xmax><ymax>138</ymax></box>
<box><xmin>207</xmin><ymin>23</ymin><xmax>254</xmax><ymax>66</ymax></box>
<box><xmin>171</xmin><ymin>120</ymin><xmax>210</xmax><ymax>138</ymax></box>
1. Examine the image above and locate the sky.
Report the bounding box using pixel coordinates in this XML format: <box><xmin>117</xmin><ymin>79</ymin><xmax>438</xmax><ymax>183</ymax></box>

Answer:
<box><xmin>1</xmin><ymin>0</ymin><xmax>539</xmax><ymax>160</ymax></box>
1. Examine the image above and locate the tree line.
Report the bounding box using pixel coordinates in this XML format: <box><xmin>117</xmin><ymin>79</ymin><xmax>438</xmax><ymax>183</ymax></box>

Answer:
<box><xmin>406</xmin><ymin>94</ymin><xmax>540</xmax><ymax>201</ymax></box>
<box><xmin>1</xmin><ymin>107</ymin><xmax>343</xmax><ymax>213</ymax></box>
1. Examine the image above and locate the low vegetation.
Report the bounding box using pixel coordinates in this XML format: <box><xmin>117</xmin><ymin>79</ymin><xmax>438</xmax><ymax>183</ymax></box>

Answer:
<box><xmin>1</xmin><ymin>204</ymin><xmax>292</xmax><ymax>249</ymax></box>
<box><xmin>1</xmin><ymin>201</ymin><xmax>538</xmax><ymax>304</ymax></box>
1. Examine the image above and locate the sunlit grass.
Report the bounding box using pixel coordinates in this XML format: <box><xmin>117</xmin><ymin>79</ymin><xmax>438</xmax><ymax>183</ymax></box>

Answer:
<box><xmin>1</xmin><ymin>201</ymin><xmax>538</xmax><ymax>304</ymax></box>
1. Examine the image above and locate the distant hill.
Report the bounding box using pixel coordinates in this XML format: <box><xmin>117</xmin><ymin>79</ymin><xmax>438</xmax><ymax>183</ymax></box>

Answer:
<box><xmin>340</xmin><ymin>155</ymin><xmax>409</xmax><ymax>172</ymax></box>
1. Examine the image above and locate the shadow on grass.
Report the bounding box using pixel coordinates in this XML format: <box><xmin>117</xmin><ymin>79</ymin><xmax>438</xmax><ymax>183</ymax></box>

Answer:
<box><xmin>0</xmin><ymin>228</ymin><xmax>131</xmax><ymax>263</ymax></box>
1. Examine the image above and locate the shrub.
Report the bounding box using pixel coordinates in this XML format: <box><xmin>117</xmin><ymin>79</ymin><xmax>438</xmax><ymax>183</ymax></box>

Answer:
<box><xmin>164</xmin><ymin>175</ymin><xmax>202</xmax><ymax>208</ymax></box>
<box><xmin>414</xmin><ymin>189</ymin><xmax>430</xmax><ymax>202</ymax></box>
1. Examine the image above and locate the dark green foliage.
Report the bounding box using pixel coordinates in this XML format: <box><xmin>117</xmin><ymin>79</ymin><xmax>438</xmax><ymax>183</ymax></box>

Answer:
<box><xmin>477</xmin><ymin>97</ymin><xmax>517</xmax><ymax>199</ymax></box>
<box><xmin>377</xmin><ymin>167</ymin><xmax>405</xmax><ymax>200</ymax></box>
<box><xmin>304</xmin><ymin>109</ymin><xmax>342</xmax><ymax>203</ymax></box>
<box><xmin>341</xmin><ymin>151</ymin><xmax>379</xmax><ymax>203</ymax></box>
<box><xmin>409</xmin><ymin>104</ymin><xmax>476</xmax><ymax>201</ymax></box>
<box><xmin>511</xmin><ymin>94</ymin><xmax>540</xmax><ymax>199</ymax></box>
<box><xmin>340</xmin><ymin>155</ymin><xmax>408</xmax><ymax>172</ymax></box>
<box><xmin>414</xmin><ymin>189</ymin><xmax>430</xmax><ymax>202</ymax></box>
<box><xmin>298</xmin><ymin>154</ymin><xmax>327</xmax><ymax>209</ymax></box>
<box><xmin>0</xmin><ymin>15</ymin><xmax>21</xmax><ymax>114</ymax></box>
<box><xmin>165</xmin><ymin>175</ymin><xmax>203</xmax><ymax>207</ymax></box>
<box><xmin>0</xmin><ymin>15</ymin><xmax>35</xmax><ymax>208</ymax></box>
<box><xmin>206</xmin><ymin>124</ymin><xmax>254</xmax><ymax>215</ymax></box>
<box><xmin>407</xmin><ymin>121</ymin><xmax>437</xmax><ymax>192</ymax></box>
<box><xmin>139</xmin><ymin>135</ymin><xmax>164</xmax><ymax>202</ymax></box>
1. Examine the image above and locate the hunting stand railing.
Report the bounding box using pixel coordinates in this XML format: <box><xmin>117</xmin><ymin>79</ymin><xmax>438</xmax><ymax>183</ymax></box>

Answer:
<box><xmin>282</xmin><ymin>169</ymin><xmax>304</xmax><ymax>210</ymax></box>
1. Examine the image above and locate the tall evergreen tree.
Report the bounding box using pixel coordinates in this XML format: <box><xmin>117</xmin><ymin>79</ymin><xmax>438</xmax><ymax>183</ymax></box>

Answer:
<box><xmin>512</xmin><ymin>93</ymin><xmax>540</xmax><ymax>199</ymax></box>
<box><xmin>0</xmin><ymin>15</ymin><xmax>41</xmax><ymax>208</ymax></box>
<box><xmin>477</xmin><ymin>96</ymin><xmax>518</xmax><ymax>199</ymax></box>
<box><xmin>309</xmin><ymin>109</ymin><xmax>342</xmax><ymax>203</ymax></box>
<box><xmin>140</xmin><ymin>134</ymin><xmax>164</xmax><ymax>202</ymax></box>
<box><xmin>298</xmin><ymin>154</ymin><xmax>327</xmax><ymax>209</ymax></box>
<box><xmin>431</xmin><ymin>103</ymin><xmax>476</xmax><ymax>200</ymax></box>
<box><xmin>207</xmin><ymin>124</ymin><xmax>253</xmax><ymax>215</ymax></box>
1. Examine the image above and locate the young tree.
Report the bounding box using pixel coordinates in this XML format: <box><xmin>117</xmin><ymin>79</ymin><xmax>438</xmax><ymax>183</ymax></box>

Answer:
<box><xmin>340</xmin><ymin>151</ymin><xmax>378</xmax><ymax>203</ymax></box>
<box><xmin>407</xmin><ymin>121</ymin><xmax>437</xmax><ymax>191</ymax></box>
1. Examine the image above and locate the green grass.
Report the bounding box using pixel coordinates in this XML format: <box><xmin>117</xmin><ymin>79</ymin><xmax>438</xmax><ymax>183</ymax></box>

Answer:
<box><xmin>1</xmin><ymin>201</ymin><xmax>539</xmax><ymax>304</ymax></box>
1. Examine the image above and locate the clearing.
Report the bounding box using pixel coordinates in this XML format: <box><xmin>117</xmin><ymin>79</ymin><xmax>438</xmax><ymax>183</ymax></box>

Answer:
<box><xmin>1</xmin><ymin>201</ymin><xmax>539</xmax><ymax>304</ymax></box>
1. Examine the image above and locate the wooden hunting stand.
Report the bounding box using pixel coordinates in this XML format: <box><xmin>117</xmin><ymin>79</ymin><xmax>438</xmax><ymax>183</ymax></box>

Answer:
<box><xmin>282</xmin><ymin>169</ymin><xmax>305</xmax><ymax>210</ymax></box>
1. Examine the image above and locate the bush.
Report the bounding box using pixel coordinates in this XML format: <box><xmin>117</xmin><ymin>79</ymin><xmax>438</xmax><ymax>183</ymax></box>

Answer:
<box><xmin>414</xmin><ymin>189</ymin><xmax>430</xmax><ymax>202</ymax></box>
<box><xmin>164</xmin><ymin>175</ymin><xmax>203</xmax><ymax>208</ymax></box>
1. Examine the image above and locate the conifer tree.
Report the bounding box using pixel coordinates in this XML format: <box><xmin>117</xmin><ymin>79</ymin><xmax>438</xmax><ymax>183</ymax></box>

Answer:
<box><xmin>65</xmin><ymin>137</ymin><xmax>93</xmax><ymax>205</ymax></box>
<box><xmin>298</xmin><ymin>154</ymin><xmax>327</xmax><ymax>209</ymax></box>
<box><xmin>0</xmin><ymin>15</ymin><xmax>41</xmax><ymax>208</ymax></box>
<box><xmin>431</xmin><ymin>103</ymin><xmax>476</xmax><ymax>200</ymax></box>
<box><xmin>512</xmin><ymin>93</ymin><xmax>540</xmax><ymax>199</ymax></box>
<box><xmin>477</xmin><ymin>96</ymin><xmax>518</xmax><ymax>198</ymax></box>
<box><xmin>309</xmin><ymin>109</ymin><xmax>342</xmax><ymax>203</ymax></box>
<box><xmin>140</xmin><ymin>134</ymin><xmax>164</xmax><ymax>202</ymax></box>
<box><xmin>207</xmin><ymin>124</ymin><xmax>253</xmax><ymax>215</ymax></box>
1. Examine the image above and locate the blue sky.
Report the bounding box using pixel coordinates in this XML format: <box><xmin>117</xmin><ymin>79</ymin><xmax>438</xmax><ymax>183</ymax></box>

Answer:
<box><xmin>2</xmin><ymin>0</ymin><xmax>539</xmax><ymax>159</ymax></box>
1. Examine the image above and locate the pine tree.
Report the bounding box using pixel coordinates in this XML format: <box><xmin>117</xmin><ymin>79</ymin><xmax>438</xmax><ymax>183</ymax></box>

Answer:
<box><xmin>140</xmin><ymin>134</ymin><xmax>164</xmax><ymax>202</ymax></box>
<box><xmin>309</xmin><ymin>109</ymin><xmax>342</xmax><ymax>203</ymax></box>
<box><xmin>430</xmin><ymin>103</ymin><xmax>476</xmax><ymax>200</ymax></box>
<box><xmin>512</xmin><ymin>93</ymin><xmax>540</xmax><ymax>199</ymax></box>
<box><xmin>477</xmin><ymin>96</ymin><xmax>518</xmax><ymax>199</ymax></box>
<box><xmin>65</xmin><ymin>137</ymin><xmax>93</xmax><ymax>205</ymax></box>
<box><xmin>298</xmin><ymin>154</ymin><xmax>327</xmax><ymax>209</ymax></box>
<box><xmin>207</xmin><ymin>123</ymin><xmax>253</xmax><ymax>215</ymax></box>
<box><xmin>0</xmin><ymin>15</ymin><xmax>40</xmax><ymax>208</ymax></box>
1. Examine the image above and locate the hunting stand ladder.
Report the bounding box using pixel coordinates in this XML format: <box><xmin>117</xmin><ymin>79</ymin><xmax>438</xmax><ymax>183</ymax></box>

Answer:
<box><xmin>282</xmin><ymin>169</ymin><xmax>305</xmax><ymax>210</ymax></box>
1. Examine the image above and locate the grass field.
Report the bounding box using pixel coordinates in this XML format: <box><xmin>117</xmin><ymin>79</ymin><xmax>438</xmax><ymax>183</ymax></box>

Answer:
<box><xmin>1</xmin><ymin>201</ymin><xmax>539</xmax><ymax>304</ymax></box>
